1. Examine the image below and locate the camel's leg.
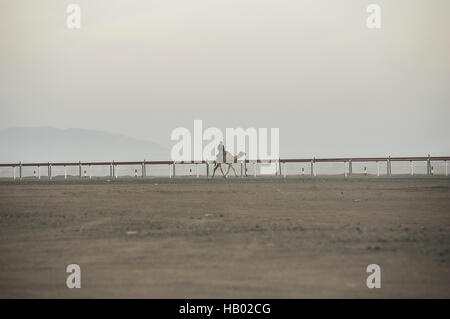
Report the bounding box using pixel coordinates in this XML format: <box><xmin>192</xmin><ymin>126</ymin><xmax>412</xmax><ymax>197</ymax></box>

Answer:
<box><xmin>231</xmin><ymin>165</ymin><xmax>238</xmax><ymax>177</ymax></box>
<box><xmin>225</xmin><ymin>164</ymin><xmax>231</xmax><ymax>177</ymax></box>
<box><xmin>219</xmin><ymin>164</ymin><xmax>226</xmax><ymax>178</ymax></box>
<box><xmin>212</xmin><ymin>163</ymin><xmax>219</xmax><ymax>177</ymax></box>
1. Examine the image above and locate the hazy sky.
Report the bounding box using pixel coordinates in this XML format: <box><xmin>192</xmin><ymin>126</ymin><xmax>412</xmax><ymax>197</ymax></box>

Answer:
<box><xmin>1</xmin><ymin>0</ymin><xmax>449</xmax><ymax>158</ymax></box>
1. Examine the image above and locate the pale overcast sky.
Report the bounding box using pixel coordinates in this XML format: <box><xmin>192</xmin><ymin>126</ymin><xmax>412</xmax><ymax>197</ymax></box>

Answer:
<box><xmin>1</xmin><ymin>0</ymin><xmax>449</xmax><ymax>158</ymax></box>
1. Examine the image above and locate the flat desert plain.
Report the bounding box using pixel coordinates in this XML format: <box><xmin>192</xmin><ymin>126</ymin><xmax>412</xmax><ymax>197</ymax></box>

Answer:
<box><xmin>0</xmin><ymin>177</ymin><xmax>449</xmax><ymax>298</ymax></box>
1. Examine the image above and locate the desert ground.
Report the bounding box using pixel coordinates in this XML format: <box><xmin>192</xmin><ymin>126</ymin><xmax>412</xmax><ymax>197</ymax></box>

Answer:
<box><xmin>0</xmin><ymin>176</ymin><xmax>449</xmax><ymax>298</ymax></box>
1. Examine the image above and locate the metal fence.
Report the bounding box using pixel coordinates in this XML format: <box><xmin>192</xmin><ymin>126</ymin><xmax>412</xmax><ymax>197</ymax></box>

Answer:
<box><xmin>0</xmin><ymin>155</ymin><xmax>449</xmax><ymax>180</ymax></box>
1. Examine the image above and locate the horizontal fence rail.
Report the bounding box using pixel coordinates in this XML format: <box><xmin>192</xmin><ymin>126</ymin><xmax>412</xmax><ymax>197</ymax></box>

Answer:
<box><xmin>1</xmin><ymin>156</ymin><xmax>450</xmax><ymax>167</ymax></box>
<box><xmin>0</xmin><ymin>155</ymin><xmax>449</xmax><ymax>179</ymax></box>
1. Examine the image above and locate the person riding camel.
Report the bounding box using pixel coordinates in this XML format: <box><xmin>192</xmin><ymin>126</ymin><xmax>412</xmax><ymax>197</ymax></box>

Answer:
<box><xmin>212</xmin><ymin>142</ymin><xmax>246</xmax><ymax>178</ymax></box>
<box><xmin>217</xmin><ymin>141</ymin><xmax>226</xmax><ymax>163</ymax></box>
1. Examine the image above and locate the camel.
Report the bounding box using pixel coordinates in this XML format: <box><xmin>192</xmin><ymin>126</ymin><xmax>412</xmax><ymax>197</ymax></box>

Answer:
<box><xmin>212</xmin><ymin>151</ymin><xmax>246</xmax><ymax>178</ymax></box>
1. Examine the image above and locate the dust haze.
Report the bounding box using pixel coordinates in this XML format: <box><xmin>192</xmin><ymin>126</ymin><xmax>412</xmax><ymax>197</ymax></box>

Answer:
<box><xmin>1</xmin><ymin>0</ymin><xmax>449</xmax><ymax>159</ymax></box>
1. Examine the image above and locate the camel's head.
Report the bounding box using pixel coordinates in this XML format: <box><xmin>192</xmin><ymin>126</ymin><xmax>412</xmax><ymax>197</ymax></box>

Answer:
<box><xmin>236</xmin><ymin>151</ymin><xmax>246</xmax><ymax>159</ymax></box>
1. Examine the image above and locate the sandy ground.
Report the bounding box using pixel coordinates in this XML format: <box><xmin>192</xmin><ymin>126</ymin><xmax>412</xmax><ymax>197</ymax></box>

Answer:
<box><xmin>0</xmin><ymin>176</ymin><xmax>449</xmax><ymax>298</ymax></box>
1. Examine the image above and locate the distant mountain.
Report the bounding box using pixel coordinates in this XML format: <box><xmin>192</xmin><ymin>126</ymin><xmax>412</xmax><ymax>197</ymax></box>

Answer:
<box><xmin>0</xmin><ymin>127</ymin><xmax>169</xmax><ymax>163</ymax></box>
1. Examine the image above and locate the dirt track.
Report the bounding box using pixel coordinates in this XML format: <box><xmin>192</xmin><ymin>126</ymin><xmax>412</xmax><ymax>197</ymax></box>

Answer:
<box><xmin>0</xmin><ymin>176</ymin><xmax>449</xmax><ymax>298</ymax></box>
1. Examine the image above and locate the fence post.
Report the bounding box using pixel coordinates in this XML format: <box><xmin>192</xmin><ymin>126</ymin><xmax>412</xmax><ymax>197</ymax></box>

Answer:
<box><xmin>283</xmin><ymin>162</ymin><xmax>287</xmax><ymax>178</ymax></box>
<box><xmin>142</xmin><ymin>160</ymin><xmax>145</xmax><ymax>178</ymax></box>
<box><xmin>388</xmin><ymin>157</ymin><xmax>390</xmax><ymax>175</ymax></box>
<box><xmin>427</xmin><ymin>154</ymin><xmax>431</xmax><ymax>175</ymax></box>
<box><xmin>49</xmin><ymin>162</ymin><xmax>52</xmax><ymax>180</ymax></box>
<box><xmin>315</xmin><ymin>158</ymin><xmax>318</xmax><ymax>176</ymax></box>
<box><xmin>349</xmin><ymin>159</ymin><xmax>352</xmax><ymax>177</ymax></box>
<box><xmin>64</xmin><ymin>165</ymin><xmax>67</xmax><ymax>179</ymax></box>
<box><xmin>410</xmin><ymin>161</ymin><xmax>414</xmax><ymax>176</ymax></box>
<box><xmin>19</xmin><ymin>161</ymin><xmax>22</xmax><ymax>180</ymax></box>
<box><xmin>310</xmin><ymin>159</ymin><xmax>314</xmax><ymax>177</ymax></box>
<box><xmin>278</xmin><ymin>159</ymin><xmax>281</xmax><ymax>177</ymax></box>
<box><xmin>79</xmin><ymin>161</ymin><xmax>82</xmax><ymax>178</ymax></box>
<box><xmin>144</xmin><ymin>160</ymin><xmax>147</xmax><ymax>177</ymax></box>
<box><xmin>13</xmin><ymin>166</ymin><xmax>16</xmax><ymax>180</ymax></box>
<box><xmin>244</xmin><ymin>161</ymin><xmax>247</xmax><ymax>176</ymax></box>
<box><xmin>386</xmin><ymin>157</ymin><xmax>390</xmax><ymax>176</ymax></box>
<box><xmin>173</xmin><ymin>162</ymin><xmax>176</xmax><ymax>178</ymax></box>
